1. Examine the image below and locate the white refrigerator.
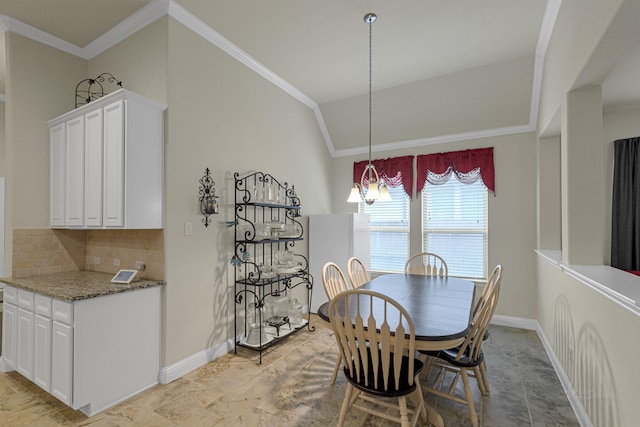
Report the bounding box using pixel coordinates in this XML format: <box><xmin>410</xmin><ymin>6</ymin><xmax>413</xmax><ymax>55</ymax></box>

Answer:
<box><xmin>309</xmin><ymin>213</ymin><xmax>370</xmax><ymax>313</ymax></box>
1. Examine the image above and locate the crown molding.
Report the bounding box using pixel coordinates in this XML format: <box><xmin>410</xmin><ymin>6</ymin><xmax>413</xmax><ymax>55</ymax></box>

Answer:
<box><xmin>0</xmin><ymin>14</ymin><xmax>84</xmax><ymax>57</ymax></box>
<box><xmin>528</xmin><ymin>0</ymin><xmax>561</xmax><ymax>131</ymax></box>
<box><xmin>312</xmin><ymin>105</ymin><xmax>336</xmax><ymax>157</ymax></box>
<box><xmin>167</xmin><ymin>2</ymin><xmax>318</xmax><ymax>110</ymax></box>
<box><xmin>332</xmin><ymin>123</ymin><xmax>536</xmax><ymax>158</ymax></box>
<box><xmin>0</xmin><ymin>0</ymin><xmax>560</xmax><ymax>157</ymax></box>
<box><xmin>83</xmin><ymin>0</ymin><xmax>169</xmax><ymax>59</ymax></box>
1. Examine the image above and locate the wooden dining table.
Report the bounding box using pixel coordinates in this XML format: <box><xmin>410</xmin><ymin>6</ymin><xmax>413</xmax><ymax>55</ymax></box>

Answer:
<box><xmin>317</xmin><ymin>273</ymin><xmax>476</xmax><ymax>427</ymax></box>
<box><xmin>317</xmin><ymin>273</ymin><xmax>477</xmax><ymax>351</ymax></box>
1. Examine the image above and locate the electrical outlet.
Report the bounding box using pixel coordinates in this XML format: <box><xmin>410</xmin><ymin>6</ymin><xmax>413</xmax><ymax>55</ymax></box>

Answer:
<box><xmin>135</xmin><ymin>261</ymin><xmax>145</xmax><ymax>270</ymax></box>
<box><xmin>114</xmin><ymin>258</ymin><xmax>121</xmax><ymax>267</ymax></box>
<box><xmin>93</xmin><ymin>256</ymin><xmax>101</xmax><ymax>265</ymax></box>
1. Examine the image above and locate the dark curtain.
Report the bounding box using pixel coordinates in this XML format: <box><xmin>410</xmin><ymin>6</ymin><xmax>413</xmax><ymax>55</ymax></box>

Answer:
<box><xmin>611</xmin><ymin>137</ymin><xmax>640</xmax><ymax>271</ymax></box>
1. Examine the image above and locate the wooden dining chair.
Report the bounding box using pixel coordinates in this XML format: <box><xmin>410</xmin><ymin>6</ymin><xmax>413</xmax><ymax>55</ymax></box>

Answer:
<box><xmin>422</xmin><ymin>264</ymin><xmax>502</xmax><ymax>427</ymax></box>
<box><xmin>347</xmin><ymin>256</ymin><xmax>370</xmax><ymax>288</ymax></box>
<box><xmin>328</xmin><ymin>288</ymin><xmax>427</xmax><ymax>427</ymax></box>
<box><xmin>404</xmin><ymin>252</ymin><xmax>448</xmax><ymax>277</ymax></box>
<box><xmin>470</xmin><ymin>264</ymin><xmax>502</xmax><ymax>391</ymax></box>
<box><xmin>321</xmin><ymin>262</ymin><xmax>352</xmax><ymax>384</ymax></box>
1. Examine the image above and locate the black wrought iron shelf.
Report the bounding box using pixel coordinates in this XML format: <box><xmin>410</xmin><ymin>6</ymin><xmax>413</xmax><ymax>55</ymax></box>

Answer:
<box><xmin>243</xmin><ymin>202</ymin><xmax>300</xmax><ymax>209</ymax></box>
<box><xmin>236</xmin><ymin>237</ymin><xmax>303</xmax><ymax>244</ymax></box>
<box><xmin>235</xmin><ymin>270</ymin><xmax>309</xmax><ymax>286</ymax></box>
<box><xmin>232</xmin><ymin>171</ymin><xmax>314</xmax><ymax>364</ymax></box>
<box><xmin>237</xmin><ymin>319</ymin><xmax>310</xmax><ymax>351</ymax></box>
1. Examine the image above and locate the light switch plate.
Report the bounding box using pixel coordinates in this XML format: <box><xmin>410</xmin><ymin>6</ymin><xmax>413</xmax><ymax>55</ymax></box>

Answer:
<box><xmin>184</xmin><ymin>221</ymin><xmax>193</xmax><ymax>236</ymax></box>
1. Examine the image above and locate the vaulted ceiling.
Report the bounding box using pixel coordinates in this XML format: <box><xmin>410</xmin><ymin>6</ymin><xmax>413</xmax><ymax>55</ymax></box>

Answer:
<box><xmin>1</xmin><ymin>0</ymin><xmax>639</xmax><ymax>156</ymax></box>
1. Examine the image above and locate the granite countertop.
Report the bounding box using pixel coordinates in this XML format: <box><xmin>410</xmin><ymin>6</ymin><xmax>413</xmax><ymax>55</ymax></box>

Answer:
<box><xmin>0</xmin><ymin>271</ymin><xmax>164</xmax><ymax>302</ymax></box>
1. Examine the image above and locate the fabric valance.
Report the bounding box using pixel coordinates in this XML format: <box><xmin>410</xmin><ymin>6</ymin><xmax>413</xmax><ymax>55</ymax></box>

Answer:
<box><xmin>416</xmin><ymin>147</ymin><xmax>495</xmax><ymax>194</ymax></box>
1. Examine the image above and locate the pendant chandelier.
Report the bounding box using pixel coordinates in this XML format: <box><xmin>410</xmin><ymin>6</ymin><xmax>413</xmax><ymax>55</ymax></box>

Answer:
<box><xmin>347</xmin><ymin>12</ymin><xmax>391</xmax><ymax>205</ymax></box>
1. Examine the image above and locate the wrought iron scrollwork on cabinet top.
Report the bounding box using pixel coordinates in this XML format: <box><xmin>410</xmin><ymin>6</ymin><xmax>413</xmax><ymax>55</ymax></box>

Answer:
<box><xmin>75</xmin><ymin>73</ymin><xmax>123</xmax><ymax>108</ymax></box>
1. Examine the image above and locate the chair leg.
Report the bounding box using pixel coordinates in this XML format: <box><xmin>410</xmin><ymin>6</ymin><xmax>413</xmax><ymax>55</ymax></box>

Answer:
<box><xmin>425</xmin><ymin>403</ymin><xmax>444</xmax><ymax>427</ymax></box>
<box><xmin>473</xmin><ymin>366</ymin><xmax>488</xmax><ymax>396</ymax></box>
<box><xmin>409</xmin><ymin>379</ymin><xmax>428</xmax><ymax>422</ymax></box>
<box><xmin>398</xmin><ymin>396</ymin><xmax>410</xmax><ymax>427</ymax></box>
<box><xmin>479</xmin><ymin>360</ymin><xmax>490</xmax><ymax>393</ymax></box>
<box><xmin>331</xmin><ymin>354</ymin><xmax>341</xmax><ymax>384</ymax></box>
<box><xmin>423</xmin><ymin>353</ymin><xmax>434</xmax><ymax>376</ymax></box>
<box><xmin>337</xmin><ymin>384</ymin><xmax>354</xmax><ymax>427</ymax></box>
<box><xmin>461</xmin><ymin>369</ymin><xmax>479</xmax><ymax>427</ymax></box>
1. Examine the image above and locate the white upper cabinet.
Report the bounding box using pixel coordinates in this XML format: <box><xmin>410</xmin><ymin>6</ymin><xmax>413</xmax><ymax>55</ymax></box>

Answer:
<box><xmin>65</xmin><ymin>116</ymin><xmax>85</xmax><ymax>227</ymax></box>
<box><xmin>49</xmin><ymin>123</ymin><xmax>66</xmax><ymax>227</ymax></box>
<box><xmin>103</xmin><ymin>100</ymin><xmax>125</xmax><ymax>227</ymax></box>
<box><xmin>84</xmin><ymin>108</ymin><xmax>103</xmax><ymax>227</ymax></box>
<box><xmin>48</xmin><ymin>89</ymin><xmax>167</xmax><ymax>229</ymax></box>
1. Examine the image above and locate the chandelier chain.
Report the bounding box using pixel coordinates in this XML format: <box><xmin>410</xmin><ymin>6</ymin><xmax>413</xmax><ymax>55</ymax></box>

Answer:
<box><xmin>368</xmin><ymin>15</ymin><xmax>374</xmax><ymax>179</ymax></box>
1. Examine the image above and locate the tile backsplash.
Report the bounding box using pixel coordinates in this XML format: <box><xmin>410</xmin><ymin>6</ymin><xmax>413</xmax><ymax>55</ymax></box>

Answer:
<box><xmin>12</xmin><ymin>228</ymin><xmax>164</xmax><ymax>280</ymax></box>
<box><xmin>85</xmin><ymin>229</ymin><xmax>164</xmax><ymax>280</ymax></box>
<box><xmin>12</xmin><ymin>229</ymin><xmax>84</xmax><ymax>278</ymax></box>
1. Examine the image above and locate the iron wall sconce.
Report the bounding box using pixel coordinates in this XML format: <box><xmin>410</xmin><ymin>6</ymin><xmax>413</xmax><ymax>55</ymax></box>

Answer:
<box><xmin>199</xmin><ymin>168</ymin><xmax>219</xmax><ymax>227</ymax></box>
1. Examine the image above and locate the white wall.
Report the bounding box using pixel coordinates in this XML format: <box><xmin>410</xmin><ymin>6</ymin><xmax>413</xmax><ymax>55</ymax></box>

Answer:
<box><xmin>0</xmin><ymin>32</ymin><xmax>5</xmax><ymax>94</ymax></box>
<box><xmin>3</xmin><ymin>33</ymin><xmax>86</xmax><ymax>275</ymax></box>
<box><xmin>0</xmin><ymin>102</ymin><xmax>5</xmax><ymax>276</ymax></box>
<box><xmin>161</xmin><ymin>18</ymin><xmax>332</xmax><ymax>366</ymax></box>
<box><xmin>538</xmin><ymin>0</ymin><xmax>624</xmax><ymax>135</ymax></box>
<box><xmin>88</xmin><ymin>18</ymin><xmax>168</xmax><ymax>104</ymax></box>
<box><xmin>322</xmin><ymin>55</ymin><xmax>533</xmax><ymax>151</ymax></box>
<box><xmin>537</xmin><ymin>254</ymin><xmax>637</xmax><ymax>427</ymax></box>
<box><xmin>535</xmin><ymin>2</ymin><xmax>640</xmax><ymax>425</ymax></box>
<box><xmin>0</xmin><ymin>177</ymin><xmax>4</xmax><ymax>276</ymax></box>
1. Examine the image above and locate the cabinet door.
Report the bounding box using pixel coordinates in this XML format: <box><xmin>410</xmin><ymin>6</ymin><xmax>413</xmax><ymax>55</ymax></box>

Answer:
<box><xmin>65</xmin><ymin>116</ymin><xmax>85</xmax><ymax>226</ymax></box>
<box><xmin>2</xmin><ymin>302</ymin><xmax>17</xmax><ymax>370</ymax></box>
<box><xmin>103</xmin><ymin>100</ymin><xmax>125</xmax><ymax>227</ymax></box>
<box><xmin>16</xmin><ymin>308</ymin><xmax>34</xmax><ymax>380</ymax></box>
<box><xmin>51</xmin><ymin>321</ymin><xmax>73</xmax><ymax>406</ymax></box>
<box><xmin>33</xmin><ymin>315</ymin><xmax>52</xmax><ymax>391</ymax></box>
<box><xmin>84</xmin><ymin>109</ymin><xmax>103</xmax><ymax>227</ymax></box>
<box><xmin>50</xmin><ymin>123</ymin><xmax>66</xmax><ymax>227</ymax></box>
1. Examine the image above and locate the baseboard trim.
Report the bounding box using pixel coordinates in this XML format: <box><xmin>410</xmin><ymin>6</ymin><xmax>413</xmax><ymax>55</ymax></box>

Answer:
<box><xmin>491</xmin><ymin>314</ymin><xmax>590</xmax><ymax>426</ymax></box>
<box><xmin>534</xmin><ymin>323</ymin><xmax>592</xmax><ymax>427</ymax></box>
<box><xmin>491</xmin><ymin>314</ymin><xmax>538</xmax><ymax>330</ymax></box>
<box><xmin>159</xmin><ymin>338</ymin><xmax>234</xmax><ymax>384</ymax></box>
<box><xmin>0</xmin><ymin>357</ymin><xmax>6</xmax><ymax>372</ymax></box>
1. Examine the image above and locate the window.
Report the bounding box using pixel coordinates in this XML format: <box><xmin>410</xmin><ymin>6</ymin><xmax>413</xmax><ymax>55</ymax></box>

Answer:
<box><xmin>360</xmin><ymin>185</ymin><xmax>410</xmax><ymax>272</ymax></box>
<box><xmin>421</xmin><ymin>176</ymin><xmax>487</xmax><ymax>279</ymax></box>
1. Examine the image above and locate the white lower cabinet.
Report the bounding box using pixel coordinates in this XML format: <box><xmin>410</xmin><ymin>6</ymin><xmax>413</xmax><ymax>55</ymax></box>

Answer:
<box><xmin>16</xmin><ymin>308</ymin><xmax>34</xmax><ymax>379</ymax></box>
<box><xmin>16</xmin><ymin>290</ymin><xmax>35</xmax><ymax>380</ymax></box>
<box><xmin>1</xmin><ymin>289</ymin><xmax>17</xmax><ymax>369</ymax></box>
<box><xmin>51</xmin><ymin>320</ymin><xmax>73</xmax><ymax>405</ymax></box>
<box><xmin>34</xmin><ymin>314</ymin><xmax>52</xmax><ymax>391</ymax></box>
<box><xmin>34</xmin><ymin>294</ymin><xmax>53</xmax><ymax>391</ymax></box>
<box><xmin>1</xmin><ymin>284</ymin><xmax>162</xmax><ymax>416</ymax></box>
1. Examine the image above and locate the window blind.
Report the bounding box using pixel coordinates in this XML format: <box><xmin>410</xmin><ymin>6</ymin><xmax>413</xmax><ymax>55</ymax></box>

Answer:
<box><xmin>422</xmin><ymin>177</ymin><xmax>487</xmax><ymax>279</ymax></box>
<box><xmin>360</xmin><ymin>185</ymin><xmax>410</xmax><ymax>272</ymax></box>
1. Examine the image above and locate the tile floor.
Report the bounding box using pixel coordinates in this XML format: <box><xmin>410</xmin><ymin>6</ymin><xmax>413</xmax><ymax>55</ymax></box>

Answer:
<box><xmin>0</xmin><ymin>315</ymin><xmax>580</xmax><ymax>426</ymax></box>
